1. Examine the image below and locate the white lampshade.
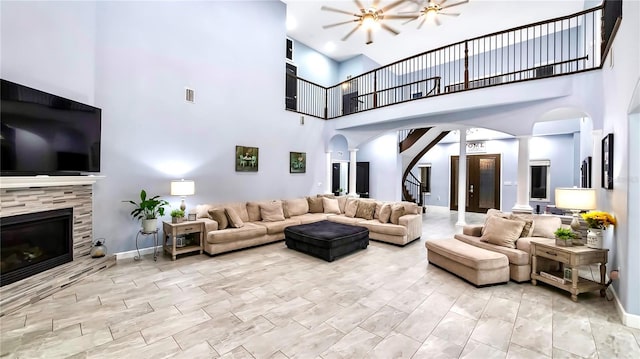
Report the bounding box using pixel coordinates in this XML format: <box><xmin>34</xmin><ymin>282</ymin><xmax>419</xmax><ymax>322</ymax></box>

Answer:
<box><xmin>170</xmin><ymin>179</ymin><xmax>195</xmax><ymax>196</ymax></box>
<box><xmin>555</xmin><ymin>187</ymin><xmax>596</xmax><ymax>210</ymax></box>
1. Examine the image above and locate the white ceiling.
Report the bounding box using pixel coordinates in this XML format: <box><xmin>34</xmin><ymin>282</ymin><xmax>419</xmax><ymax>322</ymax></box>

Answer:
<box><xmin>284</xmin><ymin>0</ymin><xmax>588</xmax><ymax>65</ymax></box>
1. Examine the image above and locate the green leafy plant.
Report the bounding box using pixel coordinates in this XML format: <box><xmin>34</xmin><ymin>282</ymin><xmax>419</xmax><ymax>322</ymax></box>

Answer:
<box><xmin>124</xmin><ymin>190</ymin><xmax>169</xmax><ymax>220</ymax></box>
<box><xmin>170</xmin><ymin>209</ymin><xmax>185</xmax><ymax>218</ymax></box>
<box><xmin>554</xmin><ymin>227</ymin><xmax>577</xmax><ymax>240</ymax></box>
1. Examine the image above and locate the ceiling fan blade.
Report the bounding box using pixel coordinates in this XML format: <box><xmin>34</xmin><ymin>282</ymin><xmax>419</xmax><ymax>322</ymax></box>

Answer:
<box><xmin>417</xmin><ymin>17</ymin><xmax>427</xmax><ymax>29</ymax></box>
<box><xmin>384</xmin><ymin>14</ymin><xmax>419</xmax><ymax>20</ymax></box>
<box><xmin>440</xmin><ymin>0</ymin><xmax>469</xmax><ymax>10</ymax></box>
<box><xmin>398</xmin><ymin>11</ymin><xmax>420</xmax><ymax>14</ymax></box>
<box><xmin>321</xmin><ymin>6</ymin><xmax>358</xmax><ymax>16</ymax></box>
<box><xmin>402</xmin><ymin>16</ymin><xmax>420</xmax><ymax>25</ymax></box>
<box><xmin>380</xmin><ymin>23</ymin><xmax>400</xmax><ymax>36</ymax></box>
<box><xmin>372</xmin><ymin>0</ymin><xmax>381</xmax><ymax>8</ymax></box>
<box><xmin>342</xmin><ymin>24</ymin><xmax>362</xmax><ymax>41</ymax></box>
<box><xmin>366</xmin><ymin>28</ymin><xmax>373</xmax><ymax>44</ymax></box>
<box><xmin>353</xmin><ymin>0</ymin><xmax>365</xmax><ymax>11</ymax></box>
<box><xmin>380</xmin><ymin>0</ymin><xmax>407</xmax><ymax>13</ymax></box>
<box><xmin>323</xmin><ymin>20</ymin><xmax>358</xmax><ymax>29</ymax></box>
<box><xmin>435</xmin><ymin>17</ymin><xmax>441</xmax><ymax>26</ymax></box>
<box><xmin>440</xmin><ymin>12</ymin><xmax>460</xmax><ymax>16</ymax></box>
<box><xmin>439</xmin><ymin>0</ymin><xmax>449</xmax><ymax>7</ymax></box>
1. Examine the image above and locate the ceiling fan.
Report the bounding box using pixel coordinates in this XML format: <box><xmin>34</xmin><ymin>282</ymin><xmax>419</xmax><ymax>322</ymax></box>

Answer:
<box><xmin>321</xmin><ymin>0</ymin><xmax>415</xmax><ymax>44</ymax></box>
<box><xmin>403</xmin><ymin>0</ymin><xmax>469</xmax><ymax>29</ymax></box>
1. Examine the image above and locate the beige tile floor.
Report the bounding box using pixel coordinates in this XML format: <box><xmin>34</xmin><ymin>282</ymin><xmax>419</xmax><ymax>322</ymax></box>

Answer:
<box><xmin>2</xmin><ymin>211</ymin><xmax>640</xmax><ymax>358</ymax></box>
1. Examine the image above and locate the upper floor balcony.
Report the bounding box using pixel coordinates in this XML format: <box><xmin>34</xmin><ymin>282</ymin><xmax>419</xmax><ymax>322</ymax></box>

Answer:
<box><xmin>285</xmin><ymin>2</ymin><xmax>621</xmax><ymax>122</ymax></box>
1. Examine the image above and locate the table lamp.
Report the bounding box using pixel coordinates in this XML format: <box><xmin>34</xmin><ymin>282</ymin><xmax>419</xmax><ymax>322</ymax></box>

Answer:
<box><xmin>554</xmin><ymin>187</ymin><xmax>596</xmax><ymax>231</ymax></box>
<box><xmin>170</xmin><ymin>179</ymin><xmax>195</xmax><ymax>212</ymax></box>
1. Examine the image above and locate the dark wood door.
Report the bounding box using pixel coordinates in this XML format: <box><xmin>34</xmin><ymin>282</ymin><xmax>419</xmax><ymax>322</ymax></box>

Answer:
<box><xmin>285</xmin><ymin>63</ymin><xmax>297</xmax><ymax>111</ymax></box>
<box><xmin>450</xmin><ymin>154</ymin><xmax>501</xmax><ymax>213</ymax></box>
<box><xmin>332</xmin><ymin>163</ymin><xmax>341</xmax><ymax>194</ymax></box>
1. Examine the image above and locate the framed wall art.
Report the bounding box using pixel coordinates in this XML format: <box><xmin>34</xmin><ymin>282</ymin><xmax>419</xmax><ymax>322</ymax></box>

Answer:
<box><xmin>290</xmin><ymin>152</ymin><xmax>306</xmax><ymax>173</ymax></box>
<box><xmin>601</xmin><ymin>134</ymin><xmax>613</xmax><ymax>189</ymax></box>
<box><xmin>236</xmin><ymin>146</ymin><xmax>259</xmax><ymax>172</ymax></box>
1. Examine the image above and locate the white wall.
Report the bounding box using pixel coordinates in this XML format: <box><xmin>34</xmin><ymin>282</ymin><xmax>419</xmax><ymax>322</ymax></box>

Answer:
<box><xmin>355</xmin><ymin>132</ymin><xmax>401</xmax><ymax>201</ymax></box>
<box><xmin>1</xmin><ymin>1</ymin><xmax>329</xmax><ymax>254</ymax></box>
<box><xmin>291</xmin><ymin>40</ymin><xmax>339</xmax><ymax>87</ymax></box>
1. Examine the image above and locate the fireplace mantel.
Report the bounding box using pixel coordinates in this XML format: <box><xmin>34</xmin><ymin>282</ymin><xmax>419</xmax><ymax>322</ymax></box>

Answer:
<box><xmin>0</xmin><ymin>175</ymin><xmax>105</xmax><ymax>189</ymax></box>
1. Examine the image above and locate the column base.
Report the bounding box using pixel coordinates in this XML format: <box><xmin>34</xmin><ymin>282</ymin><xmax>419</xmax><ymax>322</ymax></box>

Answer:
<box><xmin>511</xmin><ymin>204</ymin><xmax>533</xmax><ymax>214</ymax></box>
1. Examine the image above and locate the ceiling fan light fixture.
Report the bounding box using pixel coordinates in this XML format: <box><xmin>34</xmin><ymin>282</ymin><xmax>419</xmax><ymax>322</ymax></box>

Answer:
<box><xmin>361</xmin><ymin>11</ymin><xmax>380</xmax><ymax>30</ymax></box>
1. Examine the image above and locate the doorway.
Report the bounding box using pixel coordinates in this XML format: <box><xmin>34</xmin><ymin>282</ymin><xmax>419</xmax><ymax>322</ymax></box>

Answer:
<box><xmin>450</xmin><ymin>154</ymin><xmax>501</xmax><ymax>213</ymax></box>
<box><xmin>285</xmin><ymin>63</ymin><xmax>297</xmax><ymax>111</ymax></box>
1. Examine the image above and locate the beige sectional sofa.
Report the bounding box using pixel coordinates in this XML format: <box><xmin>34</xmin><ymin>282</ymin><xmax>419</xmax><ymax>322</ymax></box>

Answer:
<box><xmin>452</xmin><ymin>209</ymin><xmax>564</xmax><ymax>282</ymax></box>
<box><xmin>192</xmin><ymin>195</ymin><xmax>423</xmax><ymax>256</ymax></box>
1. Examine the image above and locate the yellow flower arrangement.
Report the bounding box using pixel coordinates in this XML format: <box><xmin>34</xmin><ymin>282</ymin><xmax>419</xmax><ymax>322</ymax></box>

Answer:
<box><xmin>581</xmin><ymin>211</ymin><xmax>617</xmax><ymax>229</ymax></box>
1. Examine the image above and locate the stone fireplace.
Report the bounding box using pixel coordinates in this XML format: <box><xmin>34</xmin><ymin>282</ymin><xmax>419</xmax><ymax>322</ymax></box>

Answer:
<box><xmin>0</xmin><ymin>177</ymin><xmax>114</xmax><ymax>316</ymax></box>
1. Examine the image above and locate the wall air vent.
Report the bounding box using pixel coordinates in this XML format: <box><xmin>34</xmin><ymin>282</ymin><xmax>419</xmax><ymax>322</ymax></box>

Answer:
<box><xmin>185</xmin><ymin>88</ymin><xmax>195</xmax><ymax>103</ymax></box>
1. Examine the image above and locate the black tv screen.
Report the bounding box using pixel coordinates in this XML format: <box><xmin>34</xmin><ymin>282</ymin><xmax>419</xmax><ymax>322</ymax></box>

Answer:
<box><xmin>1</xmin><ymin>79</ymin><xmax>101</xmax><ymax>175</ymax></box>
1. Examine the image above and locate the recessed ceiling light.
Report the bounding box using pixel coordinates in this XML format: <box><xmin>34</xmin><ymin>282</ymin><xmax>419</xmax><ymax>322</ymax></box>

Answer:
<box><xmin>324</xmin><ymin>41</ymin><xmax>336</xmax><ymax>52</ymax></box>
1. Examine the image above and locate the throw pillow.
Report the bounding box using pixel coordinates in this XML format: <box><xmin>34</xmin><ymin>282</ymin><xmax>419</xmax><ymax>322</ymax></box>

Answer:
<box><xmin>532</xmin><ymin>215</ymin><xmax>562</xmax><ymax>238</ymax></box>
<box><xmin>196</xmin><ymin>204</ymin><xmax>213</xmax><ymax>219</ymax></box>
<box><xmin>322</xmin><ymin>197</ymin><xmax>341</xmax><ymax>214</ymax></box>
<box><xmin>260</xmin><ymin>201</ymin><xmax>285</xmax><ymax>222</ymax></box>
<box><xmin>208</xmin><ymin>208</ymin><xmax>228</xmax><ymax>230</ymax></box>
<box><xmin>378</xmin><ymin>203</ymin><xmax>392</xmax><ymax>223</ymax></box>
<box><xmin>390</xmin><ymin>204</ymin><xmax>405</xmax><ymax>225</ymax></box>
<box><xmin>345</xmin><ymin>199</ymin><xmax>359</xmax><ymax>218</ymax></box>
<box><xmin>336</xmin><ymin>196</ymin><xmax>347</xmax><ymax>213</ymax></box>
<box><xmin>355</xmin><ymin>200</ymin><xmax>376</xmax><ymax>220</ymax></box>
<box><xmin>225</xmin><ymin>207</ymin><xmax>244</xmax><ymax>228</ymax></box>
<box><xmin>482</xmin><ymin>208</ymin><xmax>510</xmax><ymax>235</ymax></box>
<box><xmin>307</xmin><ymin>196</ymin><xmax>324</xmax><ymax>213</ymax></box>
<box><xmin>480</xmin><ymin>216</ymin><xmax>525</xmax><ymax>249</ymax></box>
<box><xmin>509</xmin><ymin>213</ymin><xmax>534</xmax><ymax>237</ymax></box>
<box><xmin>317</xmin><ymin>194</ymin><xmax>336</xmax><ymax>199</ymax></box>
<box><xmin>374</xmin><ymin>201</ymin><xmax>385</xmax><ymax>219</ymax></box>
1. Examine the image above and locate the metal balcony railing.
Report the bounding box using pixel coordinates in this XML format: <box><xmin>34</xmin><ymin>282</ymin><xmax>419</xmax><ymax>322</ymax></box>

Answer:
<box><xmin>286</xmin><ymin>3</ymin><xmax>618</xmax><ymax>120</ymax></box>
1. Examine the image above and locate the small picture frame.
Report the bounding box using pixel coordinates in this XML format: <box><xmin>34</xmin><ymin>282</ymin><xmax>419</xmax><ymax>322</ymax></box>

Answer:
<box><xmin>290</xmin><ymin>152</ymin><xmax>306</xmax><ymax>173</ymax></box>
<box><xmin>188</xmin><ymin>213</ymin><xmax>197</xmax><ymax>221</ymax></box>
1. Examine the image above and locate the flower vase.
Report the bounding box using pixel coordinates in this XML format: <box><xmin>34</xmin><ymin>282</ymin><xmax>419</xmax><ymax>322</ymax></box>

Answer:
<box><xmin>587</xmin><ymin>228</ymin><xmax>604</xmax><ymax>249</ymax></box>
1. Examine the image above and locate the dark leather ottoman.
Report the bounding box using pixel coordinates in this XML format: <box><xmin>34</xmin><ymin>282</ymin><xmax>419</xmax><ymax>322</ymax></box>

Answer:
<box><xmin>284</xmin><ymin>220</ymin><xmax>369</xmax><ymax>262</ymax></box>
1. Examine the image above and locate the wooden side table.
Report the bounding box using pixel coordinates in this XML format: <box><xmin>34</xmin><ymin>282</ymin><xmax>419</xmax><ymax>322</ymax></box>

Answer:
<box><xmin>162</xmin><ymin>221</ymin><xmax>204</xmax><ymax>260</ymax></box>
<box><xmin>530</xmin><ymin>239</ymin><xmax>608</xmax><ymax>302</ymax></box>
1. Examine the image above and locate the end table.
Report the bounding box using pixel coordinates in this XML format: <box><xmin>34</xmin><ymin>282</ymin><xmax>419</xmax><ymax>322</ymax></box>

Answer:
<box><xmin>162</xmin><ymin>221</ymin><xmax>204</xmax><ymax>260</ymax></box>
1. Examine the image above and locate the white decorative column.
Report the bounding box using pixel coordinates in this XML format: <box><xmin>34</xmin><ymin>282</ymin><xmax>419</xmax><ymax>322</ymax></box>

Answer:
<box><xmin>513</xmin><ymin>136</ymin><xmax>533</xmax><ymax>213</ymax></box>
<box><xmin>325</xmin><ymin>152</ymin><xmax>333</xmax><ymax>194</ymax></box>
<box><xmin>348</xmin><ymin>148</ymin><xmax>358</xmax><ymax>196</ymax></box>
<box><xmin>456</xmin><ymin>130</ymin><xmax>467</xmax><ymax>226</ymax></box>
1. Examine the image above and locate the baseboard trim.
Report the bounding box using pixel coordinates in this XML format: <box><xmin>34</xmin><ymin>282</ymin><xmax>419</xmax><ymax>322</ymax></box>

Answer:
<box><xmin>115</xmin><ymin>246</ymin><xmax>162</xmax><ymax>261</ymax></box>
<box><xmin>610</xmin><ymin>286</ymin><xmax>640</xmax><ymax>329</ymax></box>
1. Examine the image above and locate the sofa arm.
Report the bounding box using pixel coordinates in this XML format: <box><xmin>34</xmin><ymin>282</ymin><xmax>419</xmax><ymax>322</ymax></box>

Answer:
<box><xmin>199</xmin><ymin>218</ymin><xmax>218</xmax><ymax>232</ymax></box>
<box><xmin>462</xmin><ymin>225</ymin><xmax>483</xmax><ymax>237</ymax></box>
<box><xmin>399</xmin><ymin>214</ymin><xmax>422</xmax><ymax>241</ymax></box>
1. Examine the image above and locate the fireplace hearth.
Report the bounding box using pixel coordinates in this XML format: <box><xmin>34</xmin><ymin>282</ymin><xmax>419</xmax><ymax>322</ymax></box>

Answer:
<box><xmin>1</xmin><ymin>208</ymin><xmax>73</xmax><ymax>287</ymax></box>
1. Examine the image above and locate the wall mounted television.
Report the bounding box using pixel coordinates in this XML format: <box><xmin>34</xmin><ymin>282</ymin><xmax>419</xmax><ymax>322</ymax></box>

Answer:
<box><xmin>1</xmin><ymin>79</ymin><xmax>101</xmax><ymax>176</ymax></box>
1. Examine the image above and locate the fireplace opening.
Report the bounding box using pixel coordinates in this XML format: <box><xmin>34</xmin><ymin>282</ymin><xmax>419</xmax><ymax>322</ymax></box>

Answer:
<box><xmin>1</xmin><ymin>208</ymin><xmax>73</xmax><ymax>287</ymax></box>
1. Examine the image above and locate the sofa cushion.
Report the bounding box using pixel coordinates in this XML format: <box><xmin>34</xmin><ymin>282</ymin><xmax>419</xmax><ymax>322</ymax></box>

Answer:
<box><xmin>336</xmin><ymin>196</ymin><xmax>347</xmax><ymax>213</ymax></box>
<box><xmin>225</xmin><ymin>207</ymin><xmax>245</xmax><ymax>228</ymax></box>
<box><xmin>482</xmin><ymin>208</ymin><xmax>511</xmax><ymax>235</ymax></box>
<box><xmin>355</xmin><ymin>200</ymin><xmax>376</xmax><ymax>220</ymax></box>
<box><xmin>208</xmin><ymin>208</ymin><xmax>228</xmax><ymax>230</ymax></box>
<box><xmin>307</xmin><ymin>197</ymin><xmax>324</xmax><ymax>213</ymax></box>
<box><xmin>255</xmin><ymin>218</ymin><xmax>300</xmax><ymax>234</ymax></box>
<box><xmin>532</xmin><ymin>215</ymin><xmax>562</xmax><ymax>238</ymax></box>
<box><xmin>480</xmin><ymin>216</ymin><xmax>525</xmax><ymax>249</ymax></box>
<box><xmin>327</xmin><ymin>215</ymin><xmax>365</xmax><ymax>225</ymax></box>
<box><xmin>246</xmin><ymin>201</ymin><xmax>264</xmax><ymax>222</ymax></box>
<box><xmin>400</xmin><ymin>201</ymin><xmax>420</xmax><ymax>215</ymax></box>
<box><xmin>283</xmin><ymin>198</ymin><xmax>309</xmax><ymax>218</ymax></box>
<box><xmin>322</xmin><ymin>197</ymin><xmax>341</xmax><ymax>214</ymax></box>
<box><xmin>292</xmin><ymin>213</ymin><xmax>329</xmax><ymax>224</ymax></box>
<box><xmin>454</xmin><ymin>233</ymin><xmax>530</xmax><ymax>266</ymax></box>
<box><xmin>378</xmin><ymin>204</ymin><xmax>392</xmax><ymax>223</ymax></box>
<box><xmin>390</xmin><ymin>204</ymin><xmax>405</xmax><ymax>225</ymax></box>
<box><xmin>260</xmin><ymin>201</ymin><xmax>285</xmax><ymax>222</ymax></box>
<box><xmin>222</xmin><ymin>202</ymin><xmax>250</xmax><ymax>222</ymax></box>
<box><xmin>360</xmin><ymin>219</ymin><xmax>407</xmax><ymax>236</ymax></box>
<box><xmin>345</xmin><ymin>199</ymin><xmax>359</xmax><ymax>218</ymax></box>
<box><xmin>509</xmin><ymin>213</ymin><xmax>534</xmax><ymax>237</ymax></box>
<box><xmin>317</xmin><ymin>193</ymin><xmax>335</xmax><ymax>199</ymax></box>
<box><xmin>207</xmin><ymin>223</ymin><xmax>267</xmax><ymax>244</ymax></box>
<box><xmin>462</xmin><ymin>225</ymin><xmax>483</xmax><ymax>237</ymax></box>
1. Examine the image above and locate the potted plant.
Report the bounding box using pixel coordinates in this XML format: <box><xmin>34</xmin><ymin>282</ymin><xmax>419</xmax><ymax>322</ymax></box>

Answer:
<box><xmin>125</xmin><ymin>189</ymin><xmax>169</xmax><ymax>233</ymax></box>
<box><xmin>170</xmin><ymin>209</ymin><xmax>185</xmax><ymax>224</ymax></box>
<box><xmin>581</xmin><ymin>211</ymin><xmax>616</xmax><ymax>248</ymax></box>
<box><xmin>554</xmin><ymin>227</ymin><xmax>577</xmax><ymax>247</ymax></box>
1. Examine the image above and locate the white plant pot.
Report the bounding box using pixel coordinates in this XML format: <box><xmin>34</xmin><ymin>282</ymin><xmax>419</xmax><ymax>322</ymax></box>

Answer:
<box><xmin>142</xmin><ymin>218</ymin><xmax>157</xmax><ymax>233</ymax></box>
<box><xmin>587</xmin><ymin>228</ymin><xmax>604</xmax><ymax>249</ymax></box>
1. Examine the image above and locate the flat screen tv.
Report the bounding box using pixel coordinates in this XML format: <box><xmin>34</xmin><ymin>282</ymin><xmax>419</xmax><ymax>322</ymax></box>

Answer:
<box><xmin>1</xmin><ymin>79</ymin><xmax>101</xmax><ymax>175</ymax></box>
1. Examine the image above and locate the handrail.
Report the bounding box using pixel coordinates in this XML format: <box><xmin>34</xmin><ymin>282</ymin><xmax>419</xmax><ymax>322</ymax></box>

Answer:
<box><xmin>287</xmin><ymin>5</ymin><xmax>607</xmax><ymax>120</ymax></box>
